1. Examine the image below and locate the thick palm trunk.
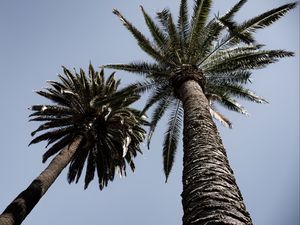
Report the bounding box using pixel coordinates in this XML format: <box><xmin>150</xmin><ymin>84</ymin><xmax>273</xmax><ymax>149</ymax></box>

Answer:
<box><xmin>179</xmin><ymin>80</ymin><xmax>252</xmax><ymax>225</ymax></box>
<box><xmin>0</xmin><ymin>137</ymin><xmax>82</xmax><ymax>225</ymax></box>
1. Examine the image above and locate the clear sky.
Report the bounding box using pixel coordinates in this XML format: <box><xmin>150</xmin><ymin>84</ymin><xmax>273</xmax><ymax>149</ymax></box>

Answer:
<box><xmin>0</xmin><ymin>1</ymin><xmax>299</xmax><ymax>225</ymax></box>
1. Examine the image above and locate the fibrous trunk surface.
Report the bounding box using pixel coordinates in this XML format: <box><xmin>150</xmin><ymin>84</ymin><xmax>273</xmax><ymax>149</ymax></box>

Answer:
<box><xmin>179</xmin><ymin>80</ymin><xmax>252</xmax><ymax>225</ymax></box>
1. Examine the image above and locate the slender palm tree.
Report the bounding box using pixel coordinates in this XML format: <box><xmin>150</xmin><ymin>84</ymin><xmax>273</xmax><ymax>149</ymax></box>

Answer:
<box><xmin>105</xmin><ymin>1</ymin><xmax>296</xmax><ymax>224</ymax></box>
<box><xmin>0</xmin><ymin>64</ymin><xmax>146</xmax><ymax>225</ymax></box>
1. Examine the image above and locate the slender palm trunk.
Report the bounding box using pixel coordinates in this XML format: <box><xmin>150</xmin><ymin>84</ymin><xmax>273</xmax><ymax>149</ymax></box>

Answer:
<box><xmin>179</xmin><ymin>80</ymin><xmax>252</xmax><ymax>225</ymax></box>
<box><xmin>0</xmin><ymin>136</ymin><xmax>82</xmax><ymax>225</ymax></box>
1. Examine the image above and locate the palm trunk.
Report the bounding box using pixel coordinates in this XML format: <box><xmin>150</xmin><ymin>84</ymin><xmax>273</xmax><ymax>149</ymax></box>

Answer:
<box><xmin>179</xmin><ymin>80</ymin><xmax>252</xmax><ymax>225</ymax></box>
<box><xmin>0</xmin><ymin>136</ymin><xmax>82</xmax><ymax>225</ymax></box>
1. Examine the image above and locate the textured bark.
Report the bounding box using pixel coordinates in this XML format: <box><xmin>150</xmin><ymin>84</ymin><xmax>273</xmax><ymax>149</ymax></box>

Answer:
<box><xmin>179</xmin><ymin>80</ymin><xmax>252</xmax><ymax>225</ymax></box>
<box><xmin>0</xmin><ymin>137</ymin><xmax>82</xmax><ymax>225</ymax></box>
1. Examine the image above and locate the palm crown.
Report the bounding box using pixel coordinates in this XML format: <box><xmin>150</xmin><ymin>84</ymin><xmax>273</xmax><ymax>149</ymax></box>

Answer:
<box><xmin>105</xmin><ymin>0</ymin><xmax>296</xmax><ymax>180</ymax></box>
<box><xmin>29</xmin><ymin>64</ymin><xmax>146</xmax><ymax>189</ymax></box>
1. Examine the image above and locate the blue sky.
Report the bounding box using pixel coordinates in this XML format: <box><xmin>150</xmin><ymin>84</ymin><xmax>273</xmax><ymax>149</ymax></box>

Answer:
<box><xmin>0</xmin><ymin>1</ymin><xmax>299</xmax><ymax>225</ymax></box>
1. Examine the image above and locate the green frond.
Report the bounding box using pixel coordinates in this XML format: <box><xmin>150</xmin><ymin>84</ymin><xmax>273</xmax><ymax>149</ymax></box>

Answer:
<box><xmin>191</xmin><ymin>19</ymin><xmax>224</xmax><ymax>64</ymax></box>
<box><xmin>156</xmin><ymin>8</ymin><xmax>171</xmax><ymax>32</ymax></box>
<box><xmin>206</xmin><ymin>70</ymin><xmax>252</xmax><ymax>85</ymax></box>
<box><xmin>140</xmin><ymin>5</ymin><xmax>167</xmax><ymax>48</ymax></box>
<box><xmin>142</xmin><ymin>83</ymin><xmax>172</xmax><ymax>114</ymax></box>
<box><xmin>218</xmin><ymin>18</ymin><xmax>255</xmax><ymax>45</ymax></box>
<box><xmin>239</xmin><ymin>2</ymin><xmax>297</xmax><ymax>33</ymax></box>
<box><xmin>204</xmin><ymin>50</ymin><xmax>294</xmax><ymax>74</ymax></box>
<box><xmin>189</xmin><ymin>0</ymin><xmax>212</xmax><ymax>49</ymax></box>
<box><xmin>31</xmin><ymin>117</ymin><xmax>74</xmax><ymax>137</ymax></box>
<box><xmin>166</xmin><ymin>13</ymin><xmax>181</xmax><ymax>62</ymax></box>
<box><xmin>113</xmin><ymin>9</ymin><xmax>167</xmax><ymax>64</ymax></box>
<box><xmin>216</xmin><ymin>95</ymin><xmax>248</xmax><ymax>115</ymax></box>
<box><xmin>215</xmin><ymin>83</ymin><xmax>268</xmax><ymax>104</ymax></box>
<box><xmin>29</xmin><ymin>127</ymin><xmax>74</xmax><ymax>146</ymax></box>
<box><xmin>29</xmin><ymin>105</ymin><xmax>75</xmax><ymax>118</ymax></box>
<box><xmin>222</xmin><ymin>0</ymin><xmax>247</xmax><ymax>21</ymax></box>
<box><xmin>163</xmin><ymin>100</ymin><xmax>182</xmax><ymax>182</ymax></box>
<box><xmin>177</xmin><ymin>0</ymin><xmax>189</xmax><ymax>48</ymax></box>
<box><xmin>104</xmin><ymin>62</ymin><xmax>166</xmax><ymax>77</ymax></box>
<box><xmin>35</xmin><ymin>90</ymin><xmax>69</xmax><ymax>107</ymax></box>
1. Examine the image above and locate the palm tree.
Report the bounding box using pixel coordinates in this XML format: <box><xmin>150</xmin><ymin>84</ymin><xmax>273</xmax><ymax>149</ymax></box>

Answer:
<box><xmin>105</xmin><ymin>1</ymin><xmax>296</xmax><ymax>224</ymax></box>
<box><xmin>0</xmin><ymin>64</ymin><xmax>146</xmax><ymax>225</ymax></box>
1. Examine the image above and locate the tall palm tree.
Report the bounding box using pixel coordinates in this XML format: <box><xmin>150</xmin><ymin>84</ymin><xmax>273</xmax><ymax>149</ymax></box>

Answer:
<box><xmin>0</xmin><ymin>64</ymin><xmax>146</xmax><ymax>225</ymax></box>
<box><xmin>105</xmin><ymin>0</ymin><xmax>296</xmax><ymax>224</ymax></box>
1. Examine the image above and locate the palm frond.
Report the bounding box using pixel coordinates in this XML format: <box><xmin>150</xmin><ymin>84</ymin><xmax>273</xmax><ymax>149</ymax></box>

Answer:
<box><xmin>84</xmin><ymin>150</ymin><xmax>96</xmax><ymax>189</ymax></box>
<box><xmin>222</xmin><ymin>84</ymin><xmax>268</xmax><ymax>104</ymax></box>
<box><xmin>177</xmin><ymin>0</ymin><xmax>189</xmax><ymax>50</ymax></box>
<box><xmin>209</xmin><ymin>107</ymin><xmax>232</xmax><ymax>128</ymax></box>
<box><xmin>140</xmin><ymin>6</ymin><xmax>167</xmax><ymax>48</ymax></box>
<box><xmin>29</xmin><ymin>127</ymin><xmax>74</xmax><ymax>146</ymax></box>
<box><xmin>167</xmin><ymin>13</ymin><xmax>181</xmax><ymax>63</ymax></box>
<box><xmin>113</xmin><ymin>9</ymin><xmax>167</xmax><ymax>64</ymax></box>
<box><xmin>238</xmin><ymin>2</ymin><xmax>297</xmax><ymax>33</ymax></box>
<box><xmin>189</xmin><ymin>0</ymin><xmax>212</xmax><ymax>49</ymax></box>
<box><xmin>204</xmin><ymin>50</ymin><xmax>294</xmax><ymax>73</ymax></box>
<box><xmin>216</xmin><ymin>95</ymin><xmax>248</xmax><ymax>115</ymax></box>
<box><xmin>147</xmin><ymin>96</ymin><xmax>173</xmax><ymax>149</ymax></box>
<box><xmin>104</xmin><ymin>62</ymin><xmax>166</xmax><ymax>77</ymax></box>
<box><xmin>142</xmin><ymin>83</ymin><xmax>171</xmax><ymax>114</ymax></box>
<box><xmin>156</xmin><ymin>8</ymin><xmax>171</xmax><ymax>32</ymax></box>
<box><xmin>163</xmin><ymin>100</ymin><xmax>183</xmax><ymax>182</ymax></box>
<box><xmin>206</xmin><ymin>70</ymin><xmax>252</xmax><ymax>85</ymax></box>
<box><xmin>222</xmin><ymin>0</ymin><xmax>248</xmax><ymax>21</ymax></box>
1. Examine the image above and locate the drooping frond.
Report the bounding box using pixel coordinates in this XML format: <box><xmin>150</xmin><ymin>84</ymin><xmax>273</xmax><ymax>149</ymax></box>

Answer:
<box><xmin>209</xmin><ymin>107</ymin><xmax>232</xmax><ymax>129</ymax></box>
<box><xmin>216</xmin><ymin>95</ymin><xmax>248</xmax><ymax>115</ymax></box>
<box><xmin>163</xmin><ymin>100</ymin><xmax>183</xmax><ymax>182</ymax></box>
<box><xmin>147</xmin><ymin>95</ymin><xmax>173</xmax><ymax>148</ymax></box>
<box><xmin>142</xmin><ymin>82</ymin><xmax>172</xmax><ymax>114</ymax></box>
